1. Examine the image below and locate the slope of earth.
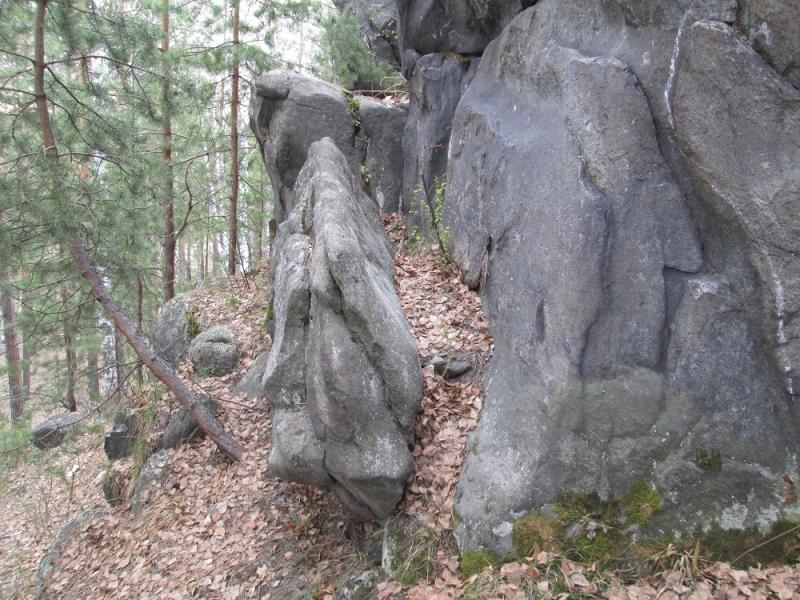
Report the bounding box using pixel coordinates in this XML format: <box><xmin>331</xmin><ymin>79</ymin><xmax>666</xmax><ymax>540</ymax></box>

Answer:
<box><xmin>4</xmin><ymin>217</ymin><xmax>799</xmax><ymax>600</ymax></box>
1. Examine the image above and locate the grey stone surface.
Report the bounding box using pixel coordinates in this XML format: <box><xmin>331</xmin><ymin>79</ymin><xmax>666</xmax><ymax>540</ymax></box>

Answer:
<box><xmin>402</xmin><ymin>53</ymin><xmax>476</xmax><ymax>237</ymax></box>
<box><xmin>269</xmin><ymin>408</ymin><xmax>331</xmax><ymax>489</ymax></box>
<box><xmin>154</xmin><ymin>294</ymin><xmax>199</xmax><ymax>368</ymax></box>
<box><xmin>31</xmin><ymin>412</ymin><xmax>84</xmax><ymax>450</ymax></box>
<box><xmin>249</xmin><ymin>71</ymin><xmax>361</xmax><ymax>225</ymax></box>
<box><xmin>358</xmin><ymin>97</ymin><xmax>407</xmax><ymax>212</ymax></box>
<box><xmin>334</xmin><ymin>0</ymin><xmax>401</xmax><ymax>67</ymax></box>
<box><xmin>396</xmin><ymin>0</ymin><xmax>527</xmax><ymax>58</ymax></box>
<box><xmin>162</xmin><ymin>395</ymin><xmax>218</xmax><ymax>450</ymax></box>
<box><xmin>188</xmin><ymin>325</ymin><xmax>239</xmax><ymax>377</ymax></box>
<box><xmin>739</xmin><ymin>0</ymin><xmax>800</xmax><ymax>88</ymax></box>
<box><xmin>104</xmin><ymin>409</ymin><xmax>138</xmax><ymax>460</ymax></box>
<box><xmin>264</xmin><ymin>138</ymin><xmax>422</xmax><ymax>520</ymax></box>
<box><xmin>263</xmin><ymin>232</ymin><xmax>312</xmax><ymax>409</ymax></box>
<box><xmin>131</xmin><ymin>449</ymin><xmax>171</xmax><ymax>517</ymax></box>
<box><xmin>36</xmin><ymin>508</ymin><xmax>105</xmax><ymax>598</ymax></box>
<box><xmin>232</xmin><ymin>351</ymin><xmax>270</xmax><ymax>398</ymax></box>
<box><xmin>443</xmin><ymin>2</ymin><xmax>800</xmax><ymax>553</ymax></box>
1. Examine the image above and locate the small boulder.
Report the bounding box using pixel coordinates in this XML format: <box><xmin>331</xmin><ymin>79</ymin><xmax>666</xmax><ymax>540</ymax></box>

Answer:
<box><xmin>131</xmin><ymin>449</ymin><xmax>171</xmax><ymax>517</ymax></box>
<box><xmin>188</xmin><ymin>325</ymin><xmax>239</xmax><ymax>377</ymax></box>
<box><xmin>161</xmin><ymin>395</ymin><xmax>218</xmax><ymax>449</ymax></box>
<box><xmin>430</xmin><ymin>356</ymin><xmax>472</xmax><ymax>379</ymax></box>
<box><xmin>31</xmin><ymin>412</ymin><xmax>84</xmax><ymax>450</ymax></box>
<box><xmin>338</xmin><ymin>569</ymin><xmax>383</xmax><ymax>600</ymax></box>
<box><xmin>154</xmin><ymin>294</ymin><xmax>201</xmax><ymax>368</ymax></box>
<box><xmin>36</xmin><ymin>508</ymin><xmax>105</xmax><ymax>597</ymax></box>
<box><xmin>232</xmin><ymin>351</ymin><xmax>270</xmax><ymax>398</ymax></box>
<box><xmin>103</xmin><ymin>409</ymin><xmax>138</xmax><ymax>460</ymax></box>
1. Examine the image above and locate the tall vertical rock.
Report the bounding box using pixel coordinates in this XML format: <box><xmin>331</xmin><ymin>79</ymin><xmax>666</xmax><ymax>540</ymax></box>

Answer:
<box><xmin>262</xmin><ymin>138</ymin><xmax>422</xmax><ymax>520</ymax></box>
<box><xmin>444</xmin><ymin>1</ymin><xmax>800</xmax><ymax>553</ymax></box>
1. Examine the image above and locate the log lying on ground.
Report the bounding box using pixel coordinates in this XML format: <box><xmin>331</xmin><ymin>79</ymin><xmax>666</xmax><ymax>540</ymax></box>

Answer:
<box><xmin>70</xmin><ymin>236</ymin><xmax>244</xmax><ymax>461</ymax></box>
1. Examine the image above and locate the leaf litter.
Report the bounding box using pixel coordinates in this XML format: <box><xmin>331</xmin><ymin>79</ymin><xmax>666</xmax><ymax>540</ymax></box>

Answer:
<box><xmin>1</xmin><ymin>215</ymin><xmax>799</xmax><ymax>599</ymax></box>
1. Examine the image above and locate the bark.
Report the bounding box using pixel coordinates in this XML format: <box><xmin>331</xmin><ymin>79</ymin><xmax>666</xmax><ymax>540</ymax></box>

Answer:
<box><xmin>1</xmin><ymin>269</ymin><xmax>24</xmax><ymax>425</ymax></box>
<box><xmin>136</xmin><ymin>271</ymin><xmax>144</xmax><ymax>385</ymax></box>
<box><xmin>22</xmin><ymin>327</ymin><xmax>31</xmax><ymax>402</ymax></box>
<box><xmin>61</xmin><ymin>287</ymin><xmax>78</xmax><ymax>412</ymax></box>
<box><xmin>70</xmin><ymin>238</ymin><xmax>243</xmax><ymax>460</ymax></box>
<box><xmin>114</xmin><ymin>324</ymin><xmax>125</xmax><ymax>388</ymax></box>
<box><xmin>228</xmin><ymin>0</ymin><xmax>240</xmax><ymax>275</ymax></box>
<box><xmin>162</xmin><ymin>1</ymin><xmax>176</xmax><ymax>301</ymax></box>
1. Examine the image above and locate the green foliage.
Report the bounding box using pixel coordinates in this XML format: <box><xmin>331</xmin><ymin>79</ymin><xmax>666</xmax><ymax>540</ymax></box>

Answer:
<box><xmin>620</xmin><ymin>481</ymin><xmax>663</xmax><ymax>525</ymax></box>
<box><xmin>314</xmin><ymin>11</ymin><xmax>403</xmax><ymax>91</ymax></box>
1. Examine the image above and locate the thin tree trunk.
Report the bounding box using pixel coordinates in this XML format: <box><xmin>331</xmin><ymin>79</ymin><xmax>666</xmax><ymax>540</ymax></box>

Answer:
<box><xmin>87</xmin><ymin>348</ymin><xmax>100</xmax><ymax>402</ymax></box>
<box><xmin>114</xmin><ymin>324</ymin><xmax>125</xmax><ymax>389</ymax></box>
<box><xmin>61</xmin><ymin>287</ymin><xmax>78</xmax><ymax>412</ymax></box>
<box><xmin>22</xmin><ymin>327</ymin><xmax>31</xmax><ymax>403</ymax></box>
<box><xmin>162</xmin><ymin>1</ymin><xmax>176</xmax><ymax>301</ymax></box>
<box><xmin>228</xmin><ymin>0</ymin><xmax>240</xmax><ymax>276</ymax></box>
<box><xmin>136</xmin><ymin>272</ymin><xmax>144</xmax><ymax>385</ymax></box>
<box><xmin>184</xmin><ymin>240</ymin><xmax>192</xmax><ymax>282</ymax></box>
<box><xmin>1</xmin><ymin>270</ymin><xmax>24</xmax><ymax>425</ymax></box>
<box><xmin>71</xmin><ymin>238</ymin><xmax>243</xmax><ymax>460</ymax></box>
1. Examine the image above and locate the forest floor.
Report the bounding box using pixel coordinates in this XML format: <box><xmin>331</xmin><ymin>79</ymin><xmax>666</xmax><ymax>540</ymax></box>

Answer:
<box><xmin>2</xmin><ymin>215</ymin><xmax>800</xmax><ymax>599</ymax></box>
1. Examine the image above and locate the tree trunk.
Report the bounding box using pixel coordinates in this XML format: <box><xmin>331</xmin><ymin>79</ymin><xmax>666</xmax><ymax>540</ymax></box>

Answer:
<box><xmin>61</xmin><ymin>287</ymin><xmax>78</xmax><ymax>412</ymax></box>
<box><xmin>136</xmin><ymin>271</ymin><xmax>144</xmax><ymax>386</ymax></box>
<box><xmin>1</xmin><ymin>269</ymin><xmax>24</xmax><ymax>425</ymax></box>
<box><xmin>228</xmin><ymin>0</ymin><xmax>240</xmax><ymax>276</ymax></box>
<box><xmin>162</xmin><ymin>1</ymin><xmax>176</xmax><ymax>301</ymax></box>
<box><xmin>22</xmin><ymin>327</ymin><xmax>31</xmax><ymax>403</ymax></box>
<box><xmin>32</xmin><ymin>0</ymin><xmax>242</xmax><ymax>460</ymax></box>
<box><xmin>71</xmin><ymin>238</ymin><xmax>243</xmax><ymax>460</ymax></box>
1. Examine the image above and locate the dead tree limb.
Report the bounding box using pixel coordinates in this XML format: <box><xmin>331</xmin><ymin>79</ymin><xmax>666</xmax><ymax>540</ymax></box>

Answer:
<box><xmin>70</xmin><ymin>237</ymin><xmax>244</xmax><ymax>461</ymax></box>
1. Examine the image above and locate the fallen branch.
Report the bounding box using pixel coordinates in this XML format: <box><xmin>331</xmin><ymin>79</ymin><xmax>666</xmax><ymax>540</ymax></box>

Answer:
<box><xmin>70</xmin><ymin>236</ymin><xmax>244</xmax><ymax>461</ymax></box>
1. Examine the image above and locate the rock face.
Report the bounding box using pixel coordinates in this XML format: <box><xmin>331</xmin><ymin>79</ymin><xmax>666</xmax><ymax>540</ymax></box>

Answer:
<box><xmin>104</xmin><ymin>409</ymin><xmax>138</xmax><ymax>460</ymax></box>
<box><xmin>402</xmin><ymin>53</ymin><xmax>476</xmax><ymax>237</ymax></box>
<box><xmin>36</xmin><ymin>508</ymin><xmax>105</xmax><ymax>597</ymax></box>
<box><xmin>262</xmin><ymin>138</ymin><xmax>422</xmax><ymax>520</ymax></box>
<box><xmin>31</xmin><ymin>412</ymin><xmax>84</xmax><ymax>450</ymax></box>
<box><xmin>131</xmin><ymin>449</ymin><xmax>171</xmax><ymax>517</ymax></box>
<box><xmin>358</xmin><ymin>97</ymin><xmax>407</xmax><ymax>212</ymax></box>
<box><xmin>250</xmin><ymin>70</ymin><xmax>408</xmax><ymax>222</ymax></box>
<box><xmin>739</xmin><ymin>0</ymin><xmax>800</xmax><ymax>88</ymax></box>
<box><xmin>397</xmin><ymin>0</ymin><xmax>527</xmax><ymax>60</ymax></box>
<box><xmin>188</xmin><ymin>325</ymin><xmax>239</xmax><ymax>377</ymax></box>
<box><xmin>250</xmin><ymin>71</ymin><xmax>361</xmax><ymax>224</ymax></box>
<box><xmin>443</xmin><ymin>1</ymin><xmax>800</xmax><ymax>553</ymax></box>
<box><xmin>334</xmin><ymin>0</ymin><xmax>401</xmax><ymax>67</ymax></box>
<box><xmin>162</xmin><ymin>395</ymin><xmax>218</xmax><ymax>449</ymax></box>
<box><xmin>153</xmin><ymin>294</ymin><xmax>200</xmax><ymax>368</ymax></box>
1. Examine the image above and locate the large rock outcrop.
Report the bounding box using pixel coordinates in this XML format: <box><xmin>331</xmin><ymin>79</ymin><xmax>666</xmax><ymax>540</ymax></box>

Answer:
<box><xmin>250</xmin><ymin>71</ymin><xmax>407</xmax><ymax>222</ymax></box>
<box><xmin>445</xmin><ymin>1</ymin><xmax>800</xmax><ymax>553</ymax></box>
<box><xmin>334</xmin><ymin>0</ymin><xmax>401</xmax><ymax>67</ymax></box>
<box><xmin>261</xmin><ymin>138</ymin><xmax>422</xmax><ymax>520</ymax></box>
<box><xmin>401</xmin><ymin>53</ymin><xmax>477</xmax><ymax>237</ymax></box>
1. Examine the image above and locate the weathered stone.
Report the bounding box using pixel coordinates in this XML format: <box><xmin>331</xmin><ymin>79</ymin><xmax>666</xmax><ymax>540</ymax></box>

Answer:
<box><xmin>334</xmin><ymin>0</ymin><xmax>400</xmax><ymax>67</ymax></box>
<box><xmin>131</xmin><ymin>449</ymin><xmax>170</xmax><ymax>517</ymax></box>
<box><xmin>161</xmin><ymin>395</ymin><xmax>218</xmax><ymax>450</ymax></box>
<box><xmin>36</xmin><ymin>508</ymin><xmax>105</xmax><ymax>598</ymax></box>
<box><xmin>358</xmin><ymin>97</ymin><xmax>407</xmax><ymax>212</ymax></box>
<box><xmin>31</xmin><ymin>412</ymin><xmax>84</xmax><ymax>450</ymax></box>
<box><xmin>232</xmin><ymin>351</ymin><xmax>270</xmax><ymax>398</ymax></box>
<box><xmin>431</xmin><ymin>356</ymin><xmax>471</xmax><ymax>379</ymax></box>
<box><xmin>249</xmin><ymin>71</ymin><xmax>360</xmax><ymax>224</ymax></box>
<box><xmin>444</xmin><ymin>2</ymin><xmax>800</xmax><ymax>553</ymax></box>
<box><xmin>263</xmin><ymin>138</ymin><xmax>422</xmax><ymax>520</ymax></box>
<box><xmin>396</xmin><ymin>0</ymin><xmax>526</xmax><ymax>58</ymax></box>
<box><xmin>739</xmin><ymin>0</ymin><xmax>800</xmax><ymax>88</ymax></box>
<box><xmin>337</xmin><ymin>569</ymin><xmax>383</xmax><ymax>600</ymax></box>
<box><xmin>104</xmin><ymin>409</ymin><xmax>138</xmax><ymax>460</ymax></box>
<box><xmin>262</xmin><ymin>232</ymin><xmax>312</xmax><ymax>409</ymax></box>
<box><xmin>402</xmin><ymin>53</ymin><xmax>476</xmax><ymax>238</ymax></box>
<box><xmin>154</xmin><ymin>294</ymin><xmax>200</xmax><ymax>368</ymax></box>
<box><xmin>188</xmin><ymin>325</ymin><xmax>239</xmax><ymax>377</ymax></box>
<box><xmin>269</xmin><ymin>408</ymin><xmax>331</xmax><ymax>489</ymax></box>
